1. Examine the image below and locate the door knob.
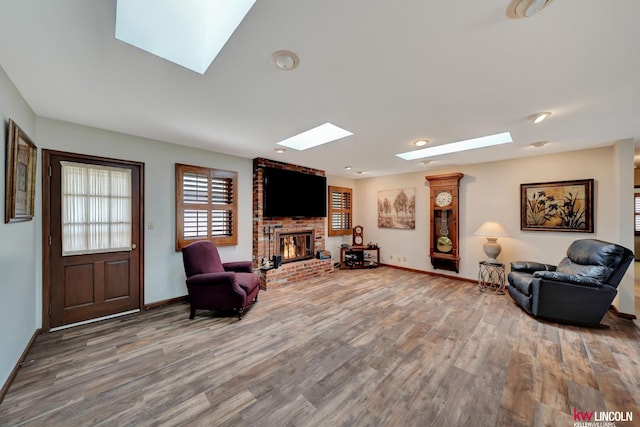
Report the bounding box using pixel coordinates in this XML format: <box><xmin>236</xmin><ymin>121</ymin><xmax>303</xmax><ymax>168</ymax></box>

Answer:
<box><xmin>131</xmin><ymin>243</ymin><xmax>137</xmax><ymax>250</ymax></box>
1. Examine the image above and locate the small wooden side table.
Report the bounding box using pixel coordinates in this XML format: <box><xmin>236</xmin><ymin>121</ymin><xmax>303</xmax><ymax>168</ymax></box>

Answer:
<box><xmin>478</xmin><ymin>261</ymin><xmax>506</xmax><ymax>294</ymax></box>
<box><xmin>340</xmin><ymin>246</ymin><xmax>380</xmax><ymax>269</ymax></box>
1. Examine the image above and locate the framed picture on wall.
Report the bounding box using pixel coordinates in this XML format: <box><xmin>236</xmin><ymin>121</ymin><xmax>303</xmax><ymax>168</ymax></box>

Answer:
<box><xmin>378</xmin><ymin>188</ymin><xmax>416</xmax><ymax>229</ymax></box>
<box><xmin>520</xmin><ymin>179</ymin><xmax>594</xmax><ymax>232</ymax></box>
<box><xmin>5</xmin><ymin>119</ymin><xmax>37</xmax><ymax>223</ymax></box>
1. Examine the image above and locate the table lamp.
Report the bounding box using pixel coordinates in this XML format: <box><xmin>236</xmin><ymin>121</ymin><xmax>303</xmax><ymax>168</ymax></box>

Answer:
<box><xmin>473</xmin><ymin>221</ymin><xmax>509</xmax><ymax>263</ymax></box>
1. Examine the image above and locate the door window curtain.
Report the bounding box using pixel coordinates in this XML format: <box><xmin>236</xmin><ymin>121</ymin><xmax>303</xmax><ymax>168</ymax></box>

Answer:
<box><xmin>61</xmin><ymin>161</ymin><xmax>132</xmax><ymax>256</ymax></box>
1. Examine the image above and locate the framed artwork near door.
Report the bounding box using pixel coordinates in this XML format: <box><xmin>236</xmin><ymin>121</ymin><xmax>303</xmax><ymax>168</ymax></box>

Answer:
<box><xmin>5</xmin><ymin>118</ymin><xmax>37</xmax><ymax>223</ymax></box>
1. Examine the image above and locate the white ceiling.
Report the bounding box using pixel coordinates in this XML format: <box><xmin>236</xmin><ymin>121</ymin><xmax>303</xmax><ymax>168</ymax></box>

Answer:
<box><xmin>1</xmin><ymin>0</ymin><xmax>639</xmax><ymax>178</ymax></box>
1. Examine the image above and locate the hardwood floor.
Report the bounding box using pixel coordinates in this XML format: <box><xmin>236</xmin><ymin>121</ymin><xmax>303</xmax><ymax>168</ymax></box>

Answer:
<box><xmin>2</xmin><ymin>267</ymin><xmax>640</xmax><ymax>426</ymax></box>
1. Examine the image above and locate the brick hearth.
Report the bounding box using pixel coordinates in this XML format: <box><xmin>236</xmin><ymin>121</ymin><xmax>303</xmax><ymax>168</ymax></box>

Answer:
<box><xmin>258</xmin><ymin>258</ymin><xmax>333</xmax><ymax>289</ymax></box>
<box><xmin>253</xmin><ymin>158</ymin><xmax>333</xmax><ymax>289</ymax></box>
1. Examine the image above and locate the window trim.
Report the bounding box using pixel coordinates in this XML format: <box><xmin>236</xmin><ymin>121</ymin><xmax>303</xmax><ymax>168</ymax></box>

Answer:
<box><xmin>328</xmin><ymin>185</ymin><xmax>353</xmax><ymax>236</ymax></box>
<box><xmin>175</xmin><ymin>163</ymin><xmax>238</xmax><ymax>250</ymax></box>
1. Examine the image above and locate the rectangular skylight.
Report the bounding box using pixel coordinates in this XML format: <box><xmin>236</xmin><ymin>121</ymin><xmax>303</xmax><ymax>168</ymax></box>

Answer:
<box><xmin>115</xmin><ymin>0</ymin><xmax>256</xmax><ymax>74</ymax></box>
<box><xmin>277</xmin><ymin>123</ymin><xmax>354</xmax><ymax>151</ymax></box>
<box><xmin>395</xmin><ymin>132</ymin><xmax>513</xmax><ymax>161</ymax></box>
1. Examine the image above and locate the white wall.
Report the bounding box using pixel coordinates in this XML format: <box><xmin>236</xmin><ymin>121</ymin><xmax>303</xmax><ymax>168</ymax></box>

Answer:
<box><xmin>354</xmin><ymin>146</ymin><xmax>635</xmax><ymax>312</ymax></box>
<box><xmin>35</xmin><ymin>118</ymin><xmax>255</xmax><ymax>306</ymax></box>
<box><xmin>0</xmin><ymin>65</ymin><xmax>37</xmax><ymax>389</ymax></box>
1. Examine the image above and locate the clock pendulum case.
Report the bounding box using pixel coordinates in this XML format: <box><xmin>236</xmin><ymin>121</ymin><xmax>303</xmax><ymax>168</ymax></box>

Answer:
<box><xmin>425</xmin><ymin>173</ymin><xmax>463</xmax><ymax>273</ymax></box>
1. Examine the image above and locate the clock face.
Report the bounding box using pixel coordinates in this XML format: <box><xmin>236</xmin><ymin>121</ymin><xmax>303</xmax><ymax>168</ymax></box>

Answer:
<box><xmin>434</xmin><ymin>191</ymin><xmax>453</xmax><ymax>207</ymax></box>
<box><xmin>353</xmin><ymin>225</ymin><xmax>364</xmax><ymax>246</ymax></box>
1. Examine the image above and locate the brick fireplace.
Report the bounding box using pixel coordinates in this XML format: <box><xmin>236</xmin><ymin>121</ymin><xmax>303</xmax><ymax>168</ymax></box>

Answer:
<box><xmin>253</xmin><ymin>158</ymin><xmax>333</xmax><ymax>289</ymax></box>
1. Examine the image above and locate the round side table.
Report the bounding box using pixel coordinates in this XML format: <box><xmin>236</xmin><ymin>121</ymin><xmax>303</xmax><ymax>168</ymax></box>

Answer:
<box><xmin>478</xmin><ymin>261</ymin><xmax>506</xmax><ymax>294</ymax></box>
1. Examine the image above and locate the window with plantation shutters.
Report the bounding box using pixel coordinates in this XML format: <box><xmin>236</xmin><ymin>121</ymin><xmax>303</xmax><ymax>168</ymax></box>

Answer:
<box><xmin>328</xmin><ymin>185</ymin><xmax>353</xmax><ymax>236</ymax></box>
<box><xmin>175</xmin><ymin>163</ymin><xmax>237</xmax><ymax>249</ymax></box>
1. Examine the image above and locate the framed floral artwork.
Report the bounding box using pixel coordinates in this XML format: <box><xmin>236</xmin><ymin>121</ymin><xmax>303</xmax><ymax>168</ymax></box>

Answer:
<box><xmin>520</xmin><ymin>179</ymin><xmax>594</xmax><ymax>232</ymax></box>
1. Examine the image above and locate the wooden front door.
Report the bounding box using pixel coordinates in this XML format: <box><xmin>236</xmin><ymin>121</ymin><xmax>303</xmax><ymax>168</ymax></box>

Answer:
<box><xmin>43</xmin><ymin>150</ymin><xmax>144</xmax><ymax>330</ymax></box>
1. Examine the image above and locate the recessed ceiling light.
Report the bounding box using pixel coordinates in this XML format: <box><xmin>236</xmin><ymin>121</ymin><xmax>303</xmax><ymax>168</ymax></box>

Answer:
<box><xmin>420</xmin><ymin>160</ymin><xmax>432</xmax><ymax>166</ymax></box>
<box><xmin>276</xmin><ymin>123</ymin><xmax>353</xmax><ymax>151</ymax></box>
<box><xmin>413</xmin><ymin>139</ymin><xmax>429</xmax><ymax>147</ymax></box>
<box><xmin>274</xmin><ymin>147</ymin><xmax>286</xmax><ymax>153</ymax></box>
<box><xmin>529</xmin><ymin>112</ymin><xmax>551</xmax><ymax>124</ymax></box>
<box><xmin>396</xmin><ymin>132</ymin><xmax>513</xmax><ymax>161</ymax></box>
<box><xmin>356</xmin><ymin>171</ymin><xmax>365</xmax><ymax>175</ymax></box>
<box><xmin>271</xmin><ymin>50</ymin><xmax>299</xmax><ymax>71</ymax></box>
<box><xmin>531</xmin><ymin>141</ymin><xmax>548</xmax><ymax>148</ymax></box>
<box><xmin>115</xmin><ymin>0</ymin><xmax>256</xmax><ymax>74</ymax></box>
<box><xmin>345</xmin><ymin>166</ymin><xmax>352</xmax><ymax>170</ymax></box>
<box><xmin>508</xmin><ymin>0</ymin><xmax>554</xmax><ymax>18</ymax></box>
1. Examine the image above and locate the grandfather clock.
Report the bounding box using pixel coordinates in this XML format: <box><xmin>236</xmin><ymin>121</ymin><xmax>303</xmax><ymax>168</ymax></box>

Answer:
<box><xmin>425</xmin><ymin>173</ymin><xmax>463</xmax><ymax>273</ymax></box>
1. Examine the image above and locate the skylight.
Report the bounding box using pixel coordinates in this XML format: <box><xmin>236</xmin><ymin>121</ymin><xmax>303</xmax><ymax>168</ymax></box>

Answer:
<box><xmin>115</xmin><ymin>0</ymin><xmax>256</xmax><ymax>74</ymax></box>
<box><xmin>276</xmin><ymin>123</ymin><xmax>354</xmax><ymax>151</ymax></box>
<box><xmin>395</xmin><ymin>132</ymin><xmax>513</xmax><ymax>161</ymax></box>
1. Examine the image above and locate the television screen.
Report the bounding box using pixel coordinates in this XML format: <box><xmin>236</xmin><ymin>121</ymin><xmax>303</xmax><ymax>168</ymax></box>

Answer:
<box><xmin>263</xmin><ymin>167</ymin><xmax>327</xmax><ymax>218</ymax></box>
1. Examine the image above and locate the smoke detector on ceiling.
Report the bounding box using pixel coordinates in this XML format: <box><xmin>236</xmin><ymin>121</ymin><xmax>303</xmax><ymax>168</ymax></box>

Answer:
<box><xmin>508</xmin><ymin>0</ymin><xmax>554</xmax><ymax>18</ymax></box>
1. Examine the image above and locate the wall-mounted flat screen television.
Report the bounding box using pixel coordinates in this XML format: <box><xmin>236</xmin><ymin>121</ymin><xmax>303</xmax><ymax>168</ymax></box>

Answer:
<box><xmin>263</xmin><ymin>167</ymin><xmax>327</xmax><ymax>218</ymax></box>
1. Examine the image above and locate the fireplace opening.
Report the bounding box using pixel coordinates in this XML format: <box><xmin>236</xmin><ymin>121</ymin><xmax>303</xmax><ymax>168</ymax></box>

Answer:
<box><xmin>276</xmin><ymin>230</ymin><xmax>314</xmax><ymax>264</ymax></box>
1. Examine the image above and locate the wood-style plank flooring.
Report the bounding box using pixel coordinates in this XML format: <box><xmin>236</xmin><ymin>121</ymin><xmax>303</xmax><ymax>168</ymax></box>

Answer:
<box><xmin>2</xmin><ymin>267</ymin><xmax>640</xmax><ymax>426</ymax></box>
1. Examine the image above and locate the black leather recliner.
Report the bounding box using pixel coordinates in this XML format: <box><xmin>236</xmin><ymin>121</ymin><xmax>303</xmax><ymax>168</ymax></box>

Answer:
<box><xmin>507</xmin><ymin>239</ymin><xmax>634</xmax><ymax>325</ymax></box>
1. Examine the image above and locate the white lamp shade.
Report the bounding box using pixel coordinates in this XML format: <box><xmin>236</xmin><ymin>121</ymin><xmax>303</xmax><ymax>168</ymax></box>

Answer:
<box><xmin>474</xmin><ymin>222</ymin><xmax>509</xmax><ymax>263</ymax></box>
<box><xmin>473</xmin><ymin>221</ymin><xmax>509</xmax><ymax>238</ymax></box>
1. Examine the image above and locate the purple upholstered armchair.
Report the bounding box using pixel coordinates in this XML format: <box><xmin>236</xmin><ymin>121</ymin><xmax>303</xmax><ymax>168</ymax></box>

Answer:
<box><xmin>181</xmin><ymin>240</ymin><xmax>260</xmax><ymax>320</ymax></box>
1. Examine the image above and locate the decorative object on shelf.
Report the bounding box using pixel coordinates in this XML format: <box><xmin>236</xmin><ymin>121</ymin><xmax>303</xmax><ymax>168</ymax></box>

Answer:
<box><xmin>353</xmin><ymin>225</ymin><xmax>364</xmax><ymax>246</ymax></box>
<box><xmin>425</xmin><ymin>173</ymin><xmax>463</xmax><ymax>272</ymax></box>
<box><xmin>5</xmin><ymin>119</ymin><xmax>37</xmax><ymax>223</ymax></box>
<box><xmin>377</xmin><ymin>188</ymin><xmax>415</xmax><ymax>229</ymax></box>
<box><xmin>474</xmin><ymin>221</ymin><xmax>509</xmax><ymax>263</ymax></box>
<box><xmin>520</xmin><ymin>179</ymin><xmax>594</xmax><ymax>232</ymax></box>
